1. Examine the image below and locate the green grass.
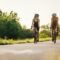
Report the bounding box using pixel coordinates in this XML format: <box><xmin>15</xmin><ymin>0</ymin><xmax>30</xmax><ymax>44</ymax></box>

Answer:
<box><xmin>0</xmin><ymin>37</ymin><xmax>51</xmax><ymax>45</ymax></box>
<box><xmin>1</xmin><ymin>37</ymin><xmax>60</xmax><ymax>45</ymax></box>
<box><xmin>0</xmin><ymin>36</ymin><xmax>60</xmax><ymax>45</ymax></box>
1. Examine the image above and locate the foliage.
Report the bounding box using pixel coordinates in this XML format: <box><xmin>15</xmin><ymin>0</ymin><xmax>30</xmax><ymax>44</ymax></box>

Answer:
<box><xmin>0</xmin><ymin>10</ymin><xmax>60</xmax><ymax>40</ymax></box>
<box><xmin>40</xmin><ymin>30</ymin><xmax>51</xmax><ymax>38</ymax></box>
<box><xmin>0</xmin><ymin>10</ymin><xmax>33</xmax><ymax>39</ymax></box>
<box><xmin>40</xmin><ymin>25</ymin><xmax>51</xmax><ymax>38</ymax></box>
<box><xmin>18</xmin><ymin>29</ymin><xmax>33</xmax><ymax>39</ymax></box>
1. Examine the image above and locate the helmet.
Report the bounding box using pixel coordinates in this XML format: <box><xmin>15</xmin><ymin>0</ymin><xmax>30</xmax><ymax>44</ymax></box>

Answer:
<box><xmin>52</xmin><ymin>13</ymin><xmax>57</xmax><ymax>17</ymax></box>
<box><xmin>34</xmin><ymin>14</ymin><xmax>39</xmax><ymax>17</ymax></box>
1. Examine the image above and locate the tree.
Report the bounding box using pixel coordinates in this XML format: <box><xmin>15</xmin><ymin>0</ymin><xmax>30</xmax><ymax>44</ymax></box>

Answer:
<box><xmin>0</xmin><ymin>10</ymin><xmax>22</xmax><ymax>39</ymax></box>
<box><xmin>0</xmin><ymin>10</ymin><xmax>33</xmax><ymax>39</ymax></box>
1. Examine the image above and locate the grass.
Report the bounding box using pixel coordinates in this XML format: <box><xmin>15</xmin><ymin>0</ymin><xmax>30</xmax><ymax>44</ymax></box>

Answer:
<box><xmin>0</xmin><ymin>37</ymin><xmax>51</xmax><ymax>45</ymax></box>
<box><xmin>0</xmin><ymin>37</ymin><xmax>60</xmax><ymax>45</ymax></box>
<box><xmin>0</xmin><ymin>35</ymin><xmax>60</xmax><ymax>45</ymax></box>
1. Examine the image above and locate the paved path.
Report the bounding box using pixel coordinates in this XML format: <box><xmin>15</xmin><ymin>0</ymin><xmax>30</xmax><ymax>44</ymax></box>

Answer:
<box><xmin>0</xmin><ymin>40</ymin><xmax>60</xmax><ymax>60</ymax></box>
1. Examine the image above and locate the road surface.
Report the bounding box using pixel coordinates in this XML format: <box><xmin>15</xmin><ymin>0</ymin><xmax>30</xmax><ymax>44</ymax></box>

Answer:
<box><xmin>0</xmin><ymin>40</ymin><xmax>60</xmax><ymax>60</ymax></box>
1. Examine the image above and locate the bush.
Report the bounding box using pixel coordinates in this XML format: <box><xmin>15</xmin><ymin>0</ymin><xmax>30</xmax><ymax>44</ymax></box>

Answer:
<box><xmin>19</xmin><ymin>29</ymin><xmax>33</xmax><ymax>39</ymax></box>
<box><xmin>0</xmin><ymin>10</ymin><xmax>33</xmax><ymax>39</ymax></box>
<box><xmin>40</xmin><ymin>30</ymin><xmax>51</xmax><ymax>38</ymax></box>
<box><xmin>40</xmin><ymin>33</ymin><xmax>49</xmax><ymax>38</ymax></box>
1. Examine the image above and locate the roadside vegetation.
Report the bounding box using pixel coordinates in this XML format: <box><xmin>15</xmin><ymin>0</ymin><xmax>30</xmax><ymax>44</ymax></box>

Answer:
<box><xmin>0</xmin><ymin>38</ymin><xmax>51</xmax><ymax>45</ymax></box>
<box><xmin>0</xmin><ymin>10</ymin><xmax>60</xmax><ymax>45</ymax></box>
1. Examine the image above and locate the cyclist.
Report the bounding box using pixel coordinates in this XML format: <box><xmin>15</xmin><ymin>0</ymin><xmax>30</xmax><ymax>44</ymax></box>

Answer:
<box><xmin>51</xmin><ymin>13</ymin><xmax>59</xmax><ymax>44</ymax></box>
<box><xmin>31</xmin><ymin>14</ymin><xmax>40</xmax><ymax>43</ymax></box>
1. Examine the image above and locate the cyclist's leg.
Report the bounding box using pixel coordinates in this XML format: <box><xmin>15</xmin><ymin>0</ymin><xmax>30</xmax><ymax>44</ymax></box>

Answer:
<box><xmin>35</xmin><ymin>29</ymin><xmax>38</xmax><ymax>43</ymax></box>
<box><xmin>54</xmin><ymin>31</ymin><xmax>57</xmax><ymax>43</ymax></box>
<box><xmin>34</xmin><ymin>36</ymin><xmax>36</xmax><ymax>43</ymax></box>
<box><xmin>54</xmin><ymin>32</ymin><xmax>56</xmax><ymax>44</ymax></box>
<box><xmin>52</xmin><ymin>30</ymin><xmax>54</xmax><ymax>42</ymax></box>
<box><xmin>37</xmin><ymin>31</ymin><xmax>39</xmax><ymax>42</ymax></box>
<box><xmin>52</xmin><ymin>30</ymin><xmax>56</xmax><ymax>43</ymax></box>
<box><xmin>33</xmin><ymin>28</ymin><xmax>35</xmax><ymax>43</ymax></box>
<box><xmin>53</xmin><ymin>31</ymin><xmax>57</xmax><ymax>44</ymax></box>
<box><xmin>34</xmin><ymin>28</ymin><xmax>37</xmax><ymax>43</ymax></box>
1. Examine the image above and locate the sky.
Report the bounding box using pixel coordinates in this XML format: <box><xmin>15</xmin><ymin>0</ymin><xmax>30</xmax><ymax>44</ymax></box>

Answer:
<box><xmin>0</xmin><ymin>0</ymin><xmax>60</xmax><ymax>28</ymax></box>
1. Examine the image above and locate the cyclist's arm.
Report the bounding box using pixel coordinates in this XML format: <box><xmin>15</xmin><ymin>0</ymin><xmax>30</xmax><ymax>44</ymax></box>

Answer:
<box><xmin>31</xmin><ymin>19</ymin><xmax>34</xmax><ymax>29</ymax></box>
